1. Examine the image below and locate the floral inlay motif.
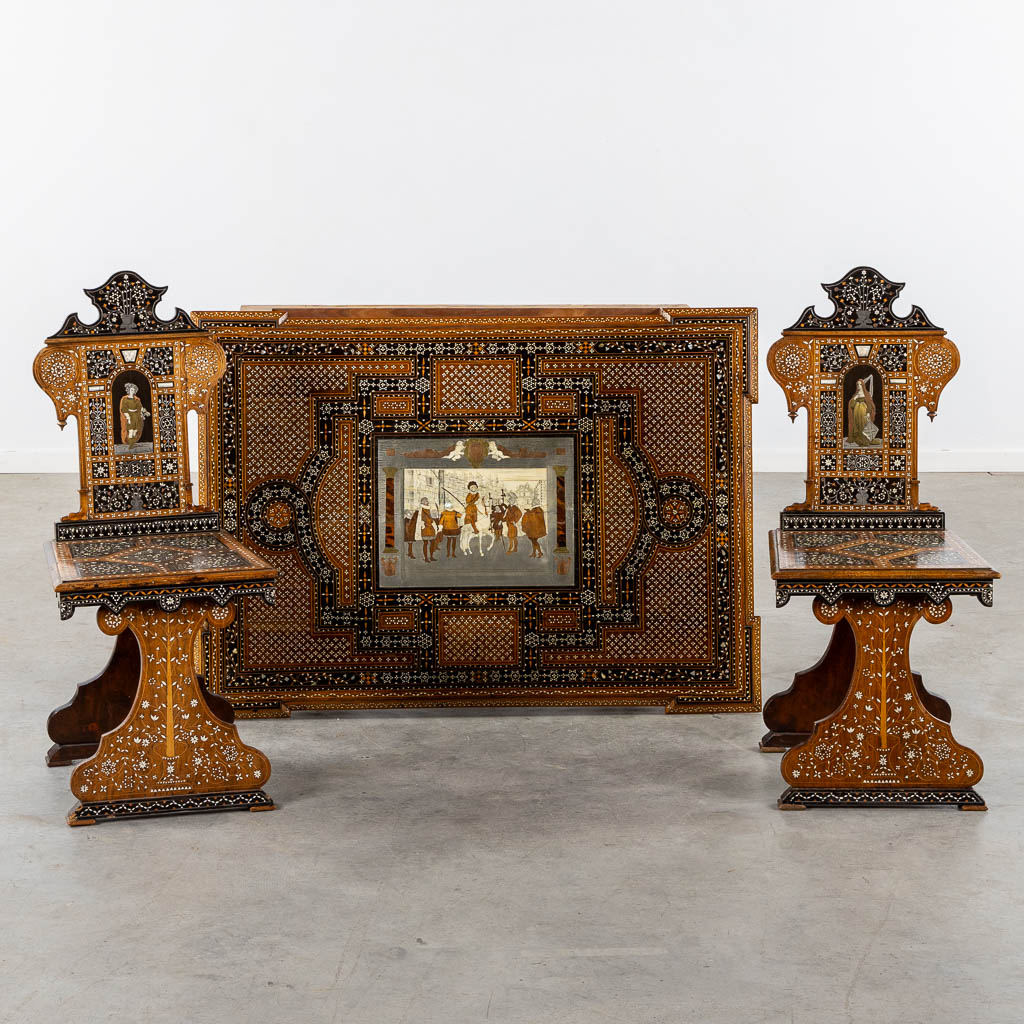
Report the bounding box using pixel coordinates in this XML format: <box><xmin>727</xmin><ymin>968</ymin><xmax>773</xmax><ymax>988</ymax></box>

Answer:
<box><xmin>71</xmin><ymin>603</ymin><xmax>270</xmax><ymax>805</ymax></box>
<box><xmin>782</xmin><ymin>597</ymin><xmax>982</xmax><ymax>789</ymax></box>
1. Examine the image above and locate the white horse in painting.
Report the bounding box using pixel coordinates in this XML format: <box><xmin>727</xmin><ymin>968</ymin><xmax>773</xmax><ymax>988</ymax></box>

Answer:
<box><xmin>459</xmin><ymin>523</ymin><xmax>497</xmax><ymax>557</ymax></box>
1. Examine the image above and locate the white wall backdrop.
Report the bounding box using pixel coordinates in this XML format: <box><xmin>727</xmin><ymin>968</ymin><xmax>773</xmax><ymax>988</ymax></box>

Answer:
<box><xmin>2</xmin><ymin>0</ymin><xmax>1021</xmax><ymax>472</ymax></box>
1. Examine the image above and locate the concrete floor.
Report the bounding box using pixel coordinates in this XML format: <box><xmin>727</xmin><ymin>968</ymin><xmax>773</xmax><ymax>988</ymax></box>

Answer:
<box><xmin>1</xmin><ymin>473</ymin><xmax>1021</xmax><ymax>1024</ymax></box>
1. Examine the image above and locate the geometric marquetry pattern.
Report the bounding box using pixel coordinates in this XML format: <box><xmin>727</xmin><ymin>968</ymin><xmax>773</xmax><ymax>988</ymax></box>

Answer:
<box><xmin>608</xmin><ymin>543</ymin><xmax>713</xmax><ymax>662</ymax></box>
<box><xmin>48</xmin><ymin>529</ymin><xmax>277</xmax><ymax>621</ymax></box>
<box><xmin>197</xmin><ymin>306</ymin><xmax>759</xmax><ymax>714</ymax></box>
<box><xmin>772</xmin><ymin>530</ymin><xmax>984</xmax><ymax>572</ymax></box>
<box><xmin>596</xmin><ymin>418</ymin><xmax>638</xmax><ymax>604</ymax></box>
<box><xmin>770</xmin><ymin>529</ymin><xmax>998</xmax><ymax>610</ymax></box>
<box><xmin>62</xmin><ymin>534</ymin><xmax>253</xmax><ymax>577</ymax></box>
<box><xmin>778</xmin><ymin>788</ymin><xmax>987</xmax><ymax>809</ymax></box>
<box><xmin>244</xmin><ymin>550</ymin><xmax>337</xmax><ymax>668</ymax></box>
<box><xmin>315</xmin><ymin>420</ymin><xmax>357</xmax><ymax>607</ymax></box>
<box><xmin>546</xmin><ymin>539</ymin><xmax>713</xmax><ymax>665</ymax></box>
<box><xmin>233</xmin><ymin>359</ymin><xmax>414</xmax><ymax>517</ymax></box>
<box><xmin>434</xmin><ymin>359</ymin><xmax>518</xmax><ymax>416</ymax></box>
<box><xmin>438</xmin><ymin>610</ymin><xmax>519</xmax><ymax>666</ymax></box>
<box><xmin>578</xmin><ymin>359</ymin><xmax>713</xmax><ymax>485</ymax></box>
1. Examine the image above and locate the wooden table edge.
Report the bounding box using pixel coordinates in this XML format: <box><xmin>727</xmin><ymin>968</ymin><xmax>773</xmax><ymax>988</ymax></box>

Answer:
<box><xmin>47</xmin><ymin>531</ymin><xmax>278</xmax><ymax>594</ymax></box>
<box><xmin>767</xmin><ymin>528</ymin><xmax>1000</xmax><ymax>582</ymax></box>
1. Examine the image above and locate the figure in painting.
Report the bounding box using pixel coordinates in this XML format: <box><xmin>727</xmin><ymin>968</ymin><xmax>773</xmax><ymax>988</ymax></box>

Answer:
<box><xmin>404</xmin><ymin>497</ymin><xmax>438</xmax><ymax>561</ymax></box>
<box><xmin>846</xmin><ymin>375</ymin><xmax>882</xmax><ymax>447</ymax></box>
<box><xmin>521</xmin><ymin>506</ymin><xmax>547</xmax><ymax>558</ymax></box>
<box><xmin>504</xmin><ymin>494</ymin><xmax>522</xmax><ymax>555</ymax></box>
<box><xmin>460</xmin><ymin>483</ymin><xmax>496</xmax><ymax>556</ymax></box>
<box><xmin>439</xmin><ymin>502</ymin><xmax>462</xmax><ymax>557</ymax></box>
<box><xmin>489</xmin><ymin>499</ymin><xmax>507</xmax><ymax>545</ymax></box>
<box><xmin>465</xmin><ymin>482</ymin><xmax>484</xmax><ymax>534</ymax></box>
<box><xmin>119</xmin><ymin>382</ymin><xmax>150</xmax><ymax>448</ymax></box>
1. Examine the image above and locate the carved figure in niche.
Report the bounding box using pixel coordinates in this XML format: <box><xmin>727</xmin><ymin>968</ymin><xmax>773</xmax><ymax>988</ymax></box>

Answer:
<box><xmin>521</xmin><ymin>506</ymin><xmax>547</xmax><ymax>558</ymax></box>
<box><xmin>439</xmin><ymin>503</ymin><xmax>462</xmax><ymax>557</ymax></box>
<box><xmin>844</xmin><ymin>369</ymin><xmax>882</xmax><ymax>448</ymax></box>
<box><xmin>118</xmin><ymin>381</ymin><xmax>151</xmax><ymax>450</ymax></box>
<box><xmin>404</xmin><ymin>497</ymin><xmax>438</xmax><ymax>561</ymax></box>
<box><xmin>464</xmin><ymin>482</ymin><xmax>485</xmax><ymax>534</ymax></box>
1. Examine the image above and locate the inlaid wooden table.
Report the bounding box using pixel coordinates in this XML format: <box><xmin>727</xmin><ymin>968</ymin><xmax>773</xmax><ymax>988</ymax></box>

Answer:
<box><xmin>47</xmin><ymin>532</ymin><xmax>278</xmax><ymax>826</ymax></box>
<box><xmin>765</xmin><ymin>529</ymin><xmax>998</xmax><ymax>810</ymax></box>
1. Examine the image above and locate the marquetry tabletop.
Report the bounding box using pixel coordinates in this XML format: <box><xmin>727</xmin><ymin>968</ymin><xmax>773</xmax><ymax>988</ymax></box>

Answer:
<box><xmin>47</xmin><ymin>531</ymin><xmax>276</xmax><ymax>619</ymax></box>
<box><xmin>770</xmin><ymin>529</ymin><xmax>998</xmax><ymax>580</ymax></box>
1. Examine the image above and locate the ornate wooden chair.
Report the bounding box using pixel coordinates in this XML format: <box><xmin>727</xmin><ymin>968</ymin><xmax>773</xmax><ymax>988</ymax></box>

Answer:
<box><xmin>35</xmin><ymin>271</ymin><xmax>278</xmax><ymax>825</ymax></box>
<box><xmin>761</xmin><ymin>266</ymin><xmax>998</xmax><ymax>809</ymax></box>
